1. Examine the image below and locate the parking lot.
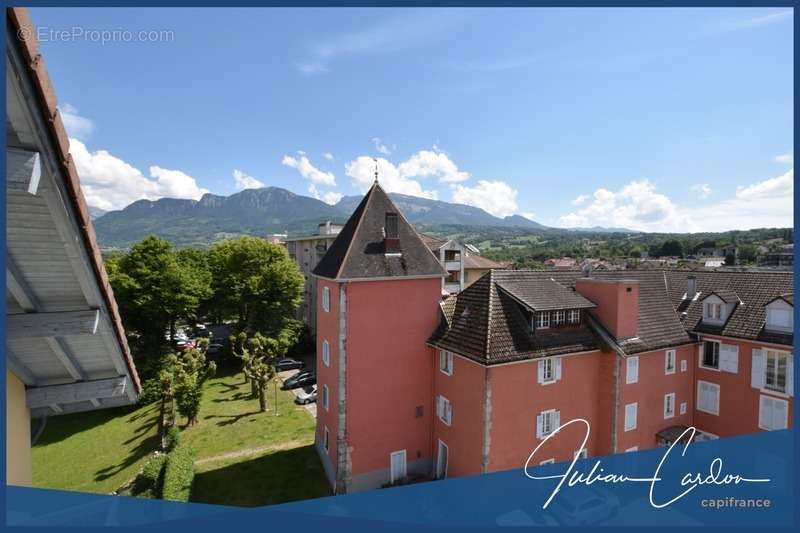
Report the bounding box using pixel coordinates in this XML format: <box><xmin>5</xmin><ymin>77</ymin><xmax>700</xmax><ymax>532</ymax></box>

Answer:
<box><xmin>278</xmin><ymin>351</ymin><xmax>317</xmax><ymax>418</ymax></box>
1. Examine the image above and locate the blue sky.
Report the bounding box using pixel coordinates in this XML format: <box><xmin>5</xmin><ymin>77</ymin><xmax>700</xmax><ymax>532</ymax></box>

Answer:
<box><xmin>31</xmin><ymin>7</ymin><xmax>793</xmax><ymax>232</ymax></box>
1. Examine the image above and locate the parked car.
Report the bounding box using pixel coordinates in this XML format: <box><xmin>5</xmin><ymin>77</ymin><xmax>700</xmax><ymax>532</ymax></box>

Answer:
<box><xmin>174</xmin><ymin>340</ymin><xmax>195</xmax><ymax>353</ymax></box>
<box><xmin>545</xmin><ymin>486</ymin><xmax>619</xmax><ymax>526</ymax></box>
<box><xmin>275</xmin><ymin>358</ymin><xmax>305</xmax><ymax>372</ymax></box>
<box><xmin>206</xmin><ymin>343</ymin><xmax>224</xmax><ymax>356</ymax></box>
<box><xmin>294</xmin><ymin>385</ymin><xmax>317</xmax><ymax>405</ymax></box>
<box><xmin>281</xmin><ymin>370</ymin><xmax>316</xmax><ymax>390</ymax></box>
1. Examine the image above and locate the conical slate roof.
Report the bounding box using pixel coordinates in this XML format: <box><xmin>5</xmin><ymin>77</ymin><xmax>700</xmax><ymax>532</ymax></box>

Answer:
<box><xmin>313</xmin><ymin>182</ymin><xmax>446</xmax><ymax>281</ymax></box>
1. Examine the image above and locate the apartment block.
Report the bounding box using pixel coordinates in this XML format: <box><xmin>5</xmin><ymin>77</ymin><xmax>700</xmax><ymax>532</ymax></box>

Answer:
<box><xmin>312</xmin><ymin>182</ymin><xmax>794</xmax><ymax>493</ymax></box>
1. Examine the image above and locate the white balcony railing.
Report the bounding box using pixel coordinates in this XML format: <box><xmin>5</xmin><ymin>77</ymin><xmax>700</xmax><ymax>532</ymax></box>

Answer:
<box><xmin>444</xmin><ymin>282</ymin><xmax>461</xmax><ymax>294</ymax></box>
<box><xmin>444</xmin><ymin>260</ymin><xmax>461</xmax><ymax>271</ymax></box>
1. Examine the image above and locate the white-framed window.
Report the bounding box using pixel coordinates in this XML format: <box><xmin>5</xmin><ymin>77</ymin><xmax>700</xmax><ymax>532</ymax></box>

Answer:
<box><xmin>765</xmin><ymin>302</ymin><xmax>793</xmax><ymax>332</ymax></box>
<box><xmin>759</xmin><ymin>395</ymin><xmax>789</xmax><ymax>431</ymax></box>
<box><xmin>323</xmin><ymin>426</ymin><xmax>330</xmax><ymax>452</ymax></box>
<box><xmin>439</xmin><ymin>350</ymin><xmax>454</xmax><ymax>376</ymax></box>
<box><xmin>752</xmin><ymin>349</ymin><xmax>793</xmax><ymax>395</ymax></box>
<box><xmin>626</xmin><ymin>356</ymin><xmax>639</xmax><ymax>384</ymax></box>
<box><xmin>322</xmin><ymin>339</ymin><xmax>330</xmax><ymax>366</ymax></box>
<box><xmin>437</xmin><ymin>395</ymin><xmax>452</xmax><ymax>426</ymax></box>
<box><xmin>697</xmin><ymin>380</ymin><xmax>720</xmax><ymax>415</ymax></box>
<box><xmin>680</xmin><ymin>359</ymin><xmax>688</xmax><ymax>372</ymax></box>
<box><xmin>540</xmin><ymin>458</ymin><xmax>555</xmax><ymax>465</ymax></box>
<box><xmin>701</xmin><ymin>340</ymin><xmax>720</xmax><ymax>370</ymax></box>
<box><xmin>625</xmin><ymin>446</ymin><xmax>639</xmax><ymax>452</ymax></box>
<box><xmin>536</xmin><ymin>409</ymin><xmax>560</xmax><ymax>439</ymax></box>
<box><xmin>664</xmin><ymin>392</ymin><xmax>675</xmax><ymax>419</ymax></box>
<box><xmin>665</xmin><ymin>350</ymin><xmax>676</xmax><ymax>375</ymax></box>
<box><xmin>322</xmin><ymin>286</ymin><xmax>330</xmax><ymax>312</ymax></box>
<box><xmin>624</xmin><ymin>402</ymin><xmax>637</xmax><ymax>431</ymax></box>
<box><xmin>680</xmin><ymin>402</ymin><xmax>687</xmax><ymax>415</ymax></box>
<box><xmin>704</xmin><ymin>302</ymin><xmax>722</xmax><ymax>321</ymax></box>
<box><xmin>574</xmin><ymin>448</ymin><xmax>588</xmax><ymax>460</ymax></box>
<box><xmin>765</xmin><ymin>350</ymin><xmax>789</xmax><ymax>393</ymax></box>
<box><xmin>390</xmin><ymin>450</ymin><xmax>407</xmax><ymax>484</ymax></box>
<box><xmin>538</xmin><ymin>357</ymin><xmax>561</xmax><ymax>384</ymax></box>
<box><xmin>553</xmin><ymin>310</ymin><xmax>565</xmax><ymax>326</ymax></box>
<box><xmin>568</xmin><ymin>309</ymin><xmax>581</xmax><ymax>324</ymax></box>
<box><xmin>535</xmin><ymin>311</ymin><xmax>551</xmax><ymax>329</ymax></box>
<box><xmin>322</xmin><ymin>384</ymin><xmax>329</xmax><ymax>411</ymax></box>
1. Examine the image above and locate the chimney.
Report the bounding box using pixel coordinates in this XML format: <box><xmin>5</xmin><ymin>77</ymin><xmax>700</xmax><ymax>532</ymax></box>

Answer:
<box><xmin>686</xmin><ymin>275</ymin><xmax>697</xmax><ymax>300</ymax></box>
<box><xmin>575</xmin><ymin>278</ymin><xmax>639</xmax><ymax>339</ymax></box>
<box><xmin>384</xmin><ymin>212</ymin><xmax>400</xmax><ymax>254</ymax></box>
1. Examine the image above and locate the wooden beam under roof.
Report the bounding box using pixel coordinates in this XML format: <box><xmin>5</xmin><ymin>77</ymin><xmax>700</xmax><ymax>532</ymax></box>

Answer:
<box><xmin>6</xmin><ymin>147</ymin><xmax>41</xmax><ymax>195</ymax></box>
<box><xmin>7</xmin><ymin>309</ymin><xmax>100</xmax><ymax>339</ymax></box>
<box><xmin>26</xmin><ymin>376</ymin><xmax>127</xmax><ymax>410</ymax></box>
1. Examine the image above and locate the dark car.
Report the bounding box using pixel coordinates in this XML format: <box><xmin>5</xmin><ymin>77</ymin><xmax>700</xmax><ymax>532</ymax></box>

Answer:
<box><xmin>206</xmin><ymin>343</ymin><xmax>224</xmax><ymax>356</ymax></box>
<box><xmin>275</xmin><ymin>358</ymin><xmax>305</xmax><ymax>372</ymax></box>
<box><xmin>281</xmin><ymin>370</ymin><xmax>316</xmax><ymax>390</ymax></box>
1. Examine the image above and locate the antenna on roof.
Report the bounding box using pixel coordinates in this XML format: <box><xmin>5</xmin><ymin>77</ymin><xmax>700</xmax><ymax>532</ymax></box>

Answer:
<box><xmin>373</xmin><ymin>157</ymin><xmax>379</xmax><ymax>184</ymax></box>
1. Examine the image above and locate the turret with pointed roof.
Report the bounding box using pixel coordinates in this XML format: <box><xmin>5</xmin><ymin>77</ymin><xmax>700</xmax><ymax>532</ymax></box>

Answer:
<box><xmin>313</xmin><ymin>182</ymin><xmax>446</xmax><ymax>281</ymax></box>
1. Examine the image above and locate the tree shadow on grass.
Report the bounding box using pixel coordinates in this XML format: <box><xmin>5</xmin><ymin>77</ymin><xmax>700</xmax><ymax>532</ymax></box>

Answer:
<box><xmin>211</xmin><ymin>391</ymin><xmax>251</xmax><ymax>403</ymax></box>
<box><xmin>205</xmin><ymin>411</ymin><xmax>263</xmax><ymax>427</ymax></box>
<box><xmin>34</xmin><ymin>404</ymin><xmax>156</xmax><ymax>448</ymax></box>
<box><xmin>190</xmin><ymin>445</ymin><xmax>331</xmax><ymax>507</ymax></box>
<box><xmin>93</xmin><ymin>407</ymin><xmax>162</xmax><ymax>482</ymax></box>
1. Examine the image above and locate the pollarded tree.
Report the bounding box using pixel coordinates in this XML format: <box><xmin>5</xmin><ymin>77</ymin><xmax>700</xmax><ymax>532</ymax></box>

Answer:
<box><xmin>232</xmin><ymin>327</ymin><xmax>299</xmax><ymax>412</ymax></box>
<box><xmin>170</xmin><ymin>339</ymin><xmax>217</xmax><ymax>426</ymax></box>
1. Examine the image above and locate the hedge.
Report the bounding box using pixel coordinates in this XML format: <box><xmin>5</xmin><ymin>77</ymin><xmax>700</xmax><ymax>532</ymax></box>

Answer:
<box><xmin>133</xmin><ymin>454</ymin><xmax>167</xmax><ymax>497</ymax></box>
<box><xmin>165</xmin><ymin>426</ymin><xmax>181</xmax><ymax>452</ymax></box>
<box><xmin>161</xmin><ymin>445</ymin><xmax>196</xmax><ymax>502</ymax></box>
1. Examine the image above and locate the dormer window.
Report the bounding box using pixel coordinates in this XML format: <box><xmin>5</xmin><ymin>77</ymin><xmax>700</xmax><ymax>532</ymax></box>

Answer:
<box><xmin>535</xmin><ymin>312</ymin><xmax>550</xmax><ymax>329</ymax></box>
<box><xmin>704</xmin><ymin>302</ymin><xmax>722</xmax><ymax>321</ymax></box>
<box><xmin>568</xmin><ymin>309</ymin><xmax>581</xmax><ymax>325</ymax></box>
<box><xmin>765</xmin><ymin>295</ymin><xmax>793</xmax><ymax>333</ymax></box>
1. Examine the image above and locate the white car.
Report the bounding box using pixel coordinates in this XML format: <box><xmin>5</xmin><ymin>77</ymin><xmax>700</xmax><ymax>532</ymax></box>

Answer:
<box><xmin>546</xmin><ymin>486</ymin><xmax>619</xmax><ymax>526</ymax></box>
<box><xmin>294</xmin><ymin>385</ymin><xmax>317</xmax><ymax>405</ymax></box>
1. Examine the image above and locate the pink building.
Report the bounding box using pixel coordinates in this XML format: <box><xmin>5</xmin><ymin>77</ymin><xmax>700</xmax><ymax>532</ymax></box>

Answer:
<box><xmin>313</xmin><ymin>187</ymin><xmax>793</xmax><ymax>493</ymax></box>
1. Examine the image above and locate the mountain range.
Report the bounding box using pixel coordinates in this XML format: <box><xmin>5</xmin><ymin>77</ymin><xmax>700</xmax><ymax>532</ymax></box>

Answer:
<box><xmin>92</xmin><ymin>187</ymin><xmax>630</xmax><ymax>249</ymax></box>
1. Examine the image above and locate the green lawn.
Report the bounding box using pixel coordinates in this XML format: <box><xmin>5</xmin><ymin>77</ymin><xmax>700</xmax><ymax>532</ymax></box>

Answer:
<box><xmin>31</xmin><ymin>364</ymin><xmax>330</xmax><ymax>506</ymax></box>
<box><xmin>32</xmin><ymin>402</ymin><xmax>160</xmax><ymax>494</ymax></box>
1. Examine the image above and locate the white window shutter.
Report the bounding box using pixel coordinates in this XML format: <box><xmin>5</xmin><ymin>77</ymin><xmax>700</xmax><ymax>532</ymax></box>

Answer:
<box><xmin>786</xmin><ymin>354</ymin><xmax>794</xmax><ymax>397</ymax></box>
<box><xmin>698</xmin><ymin>343</ymin><xmax>704</xmax><ymax>366</ymax></box>
<box><xmin>537</xmin><ymin>360</ymin><xmax>544</xmax><ymax>384</ymax></box>
<box><xmin>536</xmin><ymin>414</ymin><xmax>543</xmax><ymax>438</ymax></box>
<box><xmin>436</xmin><ymin>395</ymin><xmax>443</xmax><ymax>418</ymax></box>
<box><xmin>775</xmin><ymin>399</ymin><xmax>787</xmax><ymax>429</ymax></box>
<box><xmin>554</xmin><ymin>410</ymin><xmax>561</xmax><ymax>431</ymax></box>
<box><xmin>720</xmin><ymin>344</ymin><xmax>739</xmax><ymax>373</ymax></box>
<box><xmin>751</xmin><ymin>349</ymin><xmax>765</xmax><ymax>389</ymax></box>
<box><xmin>555</xmin><ymin>358</ymin><xmax>562</xmax><ymax>381</ymax></box>
<box><xmin>759</xmin><ymin>396</ymin><xmax>770</xmax><ymax>429</ymax></box>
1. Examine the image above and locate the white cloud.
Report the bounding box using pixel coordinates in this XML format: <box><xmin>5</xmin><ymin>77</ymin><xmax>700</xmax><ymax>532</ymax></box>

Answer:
<box><xmin>558</xmin><ymin>171</ymin><xmax>794</xmax><ymax>232</ymax></box>
<box><xmin>711</xmin><ymin>9</ymin><xmax>792</xmax><ymax>33</ymax></box>
<box><xmin>691</xmin><ymin>183</ymin><xmax>712</xmax><ymax>199</ymax></box>
<box><xmin>69</xmin><ymin>138</ymin><xmax>208</xmax><ymax>211</ymax></box>
<box><xmin>558</xmin><ymin>180</ymin><xmax>692</xmax><ymax>232</ymax></box>
<box><xmin>372</xmin><ymin>137</ymin><xmax>393</xmax><ymax>155</ymax></box>
<box><xmin>735</xmin><ymin>169</ymin><xmax>793</xmax><ymax>200</ymax></box>
<box><xmin>397</xmin><ymin>149</ymin><xmax>469</xmax><ymax>183</ymax></box>
<box><xmin>452</xmin><ymin>180</ymin><xmax>518</xmax><ymax>218</ymax></box>
<box><xmin>296</xmin><ymin>62</ymin><xmax>329</xmax><ymax>75</ymax></box>
<box><xmin>59</xmin><ymin>103</ymin><xmax>94</xmax><ymax>140</ymax></box>
<box><xmin>308</xmin><ymin>184</ymin><xmax>343</xmax><ymax>205</ymax></box>
<box><xmin>775</xmin><ymin>152</ymin><xmax>793</xmax><ymax>165</ymax></box>
<box><xmin>572</xmin><ymin>194</ymin><xmax>589</xmax><ymax>206</ymax></box>
<box><xmin>281</xmin><ymin>153</ymin><xmax>337</xmax><ymax>186</ymax></box>
<box><xmin>521</xmin><ymin>212</ymin><xmax>537</xmax><ymax>221</ymax></box>
<box><xmin>345</xmin><ymin>156</ymin><xmax>438</xmax><ymax>199</ymax></box>
<box><xmin>233</xmin><ymin>169</ymin><xmax>265</xmax><ymax>190</ymax></box>
<box><xmin>323</xmin><ymin>152</ymin><xmax>334</xmax><ymax>161</ymax></box>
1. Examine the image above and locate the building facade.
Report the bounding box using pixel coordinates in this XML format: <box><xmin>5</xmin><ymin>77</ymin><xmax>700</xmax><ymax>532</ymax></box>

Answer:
<box><xmin>285</xmin><ymin>221</ymin><xmax>343</xmax><ymax>333</ymax></box>
<box><xmin>312</xmin><ymin>184</ymin><xmax>794</xmax><ymax>494</ymax></box>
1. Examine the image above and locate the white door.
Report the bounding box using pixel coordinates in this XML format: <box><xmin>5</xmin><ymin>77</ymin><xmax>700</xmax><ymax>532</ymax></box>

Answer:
<box><xmin>436</xmin><ymin>440</ymin><xmax>449</xmax><ymax>479</ymax></box>
<box><xmin>390</xmin><ymin>450</ymin><xmax>407</xmax><ymax>483</ymax></box>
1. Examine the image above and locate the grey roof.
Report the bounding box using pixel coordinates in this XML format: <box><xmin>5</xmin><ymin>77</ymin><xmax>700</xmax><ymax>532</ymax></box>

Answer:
<box><xmin>700</xmin><ymin>289</ymin><xmax>741</xmax><ymax>304</ymax></box>
<box><xmin>664</xmin><ymin>270</ymin><xmax>793</xmax><ymax>345</ymax></box>
<box><xmin>765</xmin><ymin>293</ymin><xmax>793</xmax><ymax>307</ymax></box>
<box><xmin>312</xmin><ymin>182</ymin><xmax>446</xmax><ymax>280</ymax></box>
<box><xmin>464</xmin><ymin>252</ymin><xmax>506</xmax><ymax>270</ymax></box>
<box><xmin>496</xmin><ymin>277</ymin><xmax>596</xmax><ymax>312</ymax></box>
